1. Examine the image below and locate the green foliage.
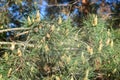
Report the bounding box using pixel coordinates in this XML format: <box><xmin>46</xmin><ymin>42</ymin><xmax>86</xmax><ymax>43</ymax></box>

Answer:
<box><xmin>0</xmin><ymin>13</ymin><xmax>120</xmax><ymax>80</ymax></box>
<box><xmin>0</xmin><ymin>0</ymin><xmax>120</xmax><ymax>79</ymax></box>
<box><xmin>82</xmin><ymin>14</ymin><xmax>120</xmax><ymax>79</ymax></box>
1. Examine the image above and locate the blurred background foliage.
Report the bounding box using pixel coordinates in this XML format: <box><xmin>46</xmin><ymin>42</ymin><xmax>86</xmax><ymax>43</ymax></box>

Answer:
<box><xmin>0</xmin><ymin>0</ymin><xmax>118</xmax><ymax>42</ymax></box>
<box><xmin>0</xmin><ymin>0</ymin><xmax>120</xmax><ymax>29</ymax></box>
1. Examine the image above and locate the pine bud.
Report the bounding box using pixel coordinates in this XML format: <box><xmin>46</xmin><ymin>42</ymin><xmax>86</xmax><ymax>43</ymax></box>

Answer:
<box><xmin>98</xmin><ymin>39</ymin><xmax>103</xmax><ymax>52</ymax></box>
<box><xmin>7</xmin><ymin>68</ymin><xmax>12</xmax><ymax>77</ymax></box>
<box><xmin>83</xmin><ymin>69</ymin><xmax>89</xmax><ymax>80</ymax></box>
<box><xmin>36</xmin><ymin>10</ymin><xmax>40</xmax><ymax>22</ymax></box>
<box><xmin>10</xmin><ymin>42</ymin><xmax>15</xmax><ymax>50</ymax></box>
<box><xmin>58</xmin><ymin>16</ymin><xmax>62</xmax><ymax>24</ymax></box>
<box><xmin>87</xmin><ymin>45</ymin><xmax>93</xmax><ymax>55</ymax></box>
<box><xmin>17</xmin><ymin>48</ymin><xmax>22</xmax><ymax>57</ymax></box>
<box><xmin>46</xmin><ymin>33</ymin><xmax>50</xmax><ymax>39</ymax></box>
<box><xmin>27</xmin><ymin>16</ymin><xmax>32</xmax><ymax>25</ymax></box>
<box><xmin>45</xmin><ymin>45</ymin><xmax>49</xmax><ymax>52</ymax></box>
<box><xmin>92</xmin><ymin>14</ymin><xmax>97</xmax><ymax>26</ymax></box>
<box><xmin>50</xmin><ymin>25</ymin><xmax>55</xmax><ymax>32</ymax></box>
<box><xmin>106</xmin><ymin>38</ymin><xmax>110</xmax><ymax>46</ymax></box>
<box><xmin>81</xmin><ymin>52</ymin><xmax>85</xmax><ymax>64</ymax></box>
<box><xmin>110</xmin><ymin>40</ymin><xmax>113</xmax><ymax>48</ymax></box>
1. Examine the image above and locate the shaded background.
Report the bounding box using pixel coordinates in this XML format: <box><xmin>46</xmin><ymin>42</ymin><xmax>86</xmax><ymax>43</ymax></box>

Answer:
<box><xmin>0</xmin><ymin>0</ymin><xmax>120</xmax><ymax>29</ymax></box>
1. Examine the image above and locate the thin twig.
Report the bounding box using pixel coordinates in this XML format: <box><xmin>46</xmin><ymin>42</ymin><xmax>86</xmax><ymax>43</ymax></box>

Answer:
<box><xmin>0</xmin><ymin>42</ymin><xmax>34</xmax><ymax>47</ymax></box>
<box><xmin>15</xmin><ymin>31</ymin><xmax>30</xmax><ymax>37</ymax></box>
<box><xmin>46</xmin><ymin>4</ymin><xmax>69</xmax><ymax>7</ymax></box>
<box><xmin>0</xmin><ymin>28</ymin><xmax>31</xmax><ymax>33</ymax></box>
<box><xmin>41</xmin><ymin>0</ymin><xmax>80</xmax><ymax>7</ymax></box>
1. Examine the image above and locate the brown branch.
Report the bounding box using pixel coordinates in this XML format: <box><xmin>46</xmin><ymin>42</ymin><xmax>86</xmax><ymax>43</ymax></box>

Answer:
<box><xmin>0</xmin><ymin>42</ymin><xmax>34</xmax><ymax>47</ymax></box>
<box><xmin>46</xmin><ymin>4</ymin><xmax>70</xmax><ymax>7</ymax></box>
<box><xmin>0</xmin><ymin>28</ymin><xmax>31</xmax><ymax>33</ymax></box>
<box><xmin>15</xmin><ymin>31</ymin><xmax>30</xmax><ymax>37</ymax></box>
<box><xmin>42</xmin><ymin>0</ymin><xmax>80</xmax><ymax>7</ymax></box>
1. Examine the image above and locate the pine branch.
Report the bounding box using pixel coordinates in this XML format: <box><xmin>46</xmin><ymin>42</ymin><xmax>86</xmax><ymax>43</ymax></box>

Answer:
<box><xmin>0</xmin><ymin>42</ymin><xmax>34</xmax><ymax>47</ymax></box>
<box><xmin>0</xmin><ymin>28</ymin><xmax>31</xmax><ymax>33</ymax></box>
<box><xmin>15</xmin><ymin>31</ymin><xmax>30</xmax><ymax>37</ymax></box>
